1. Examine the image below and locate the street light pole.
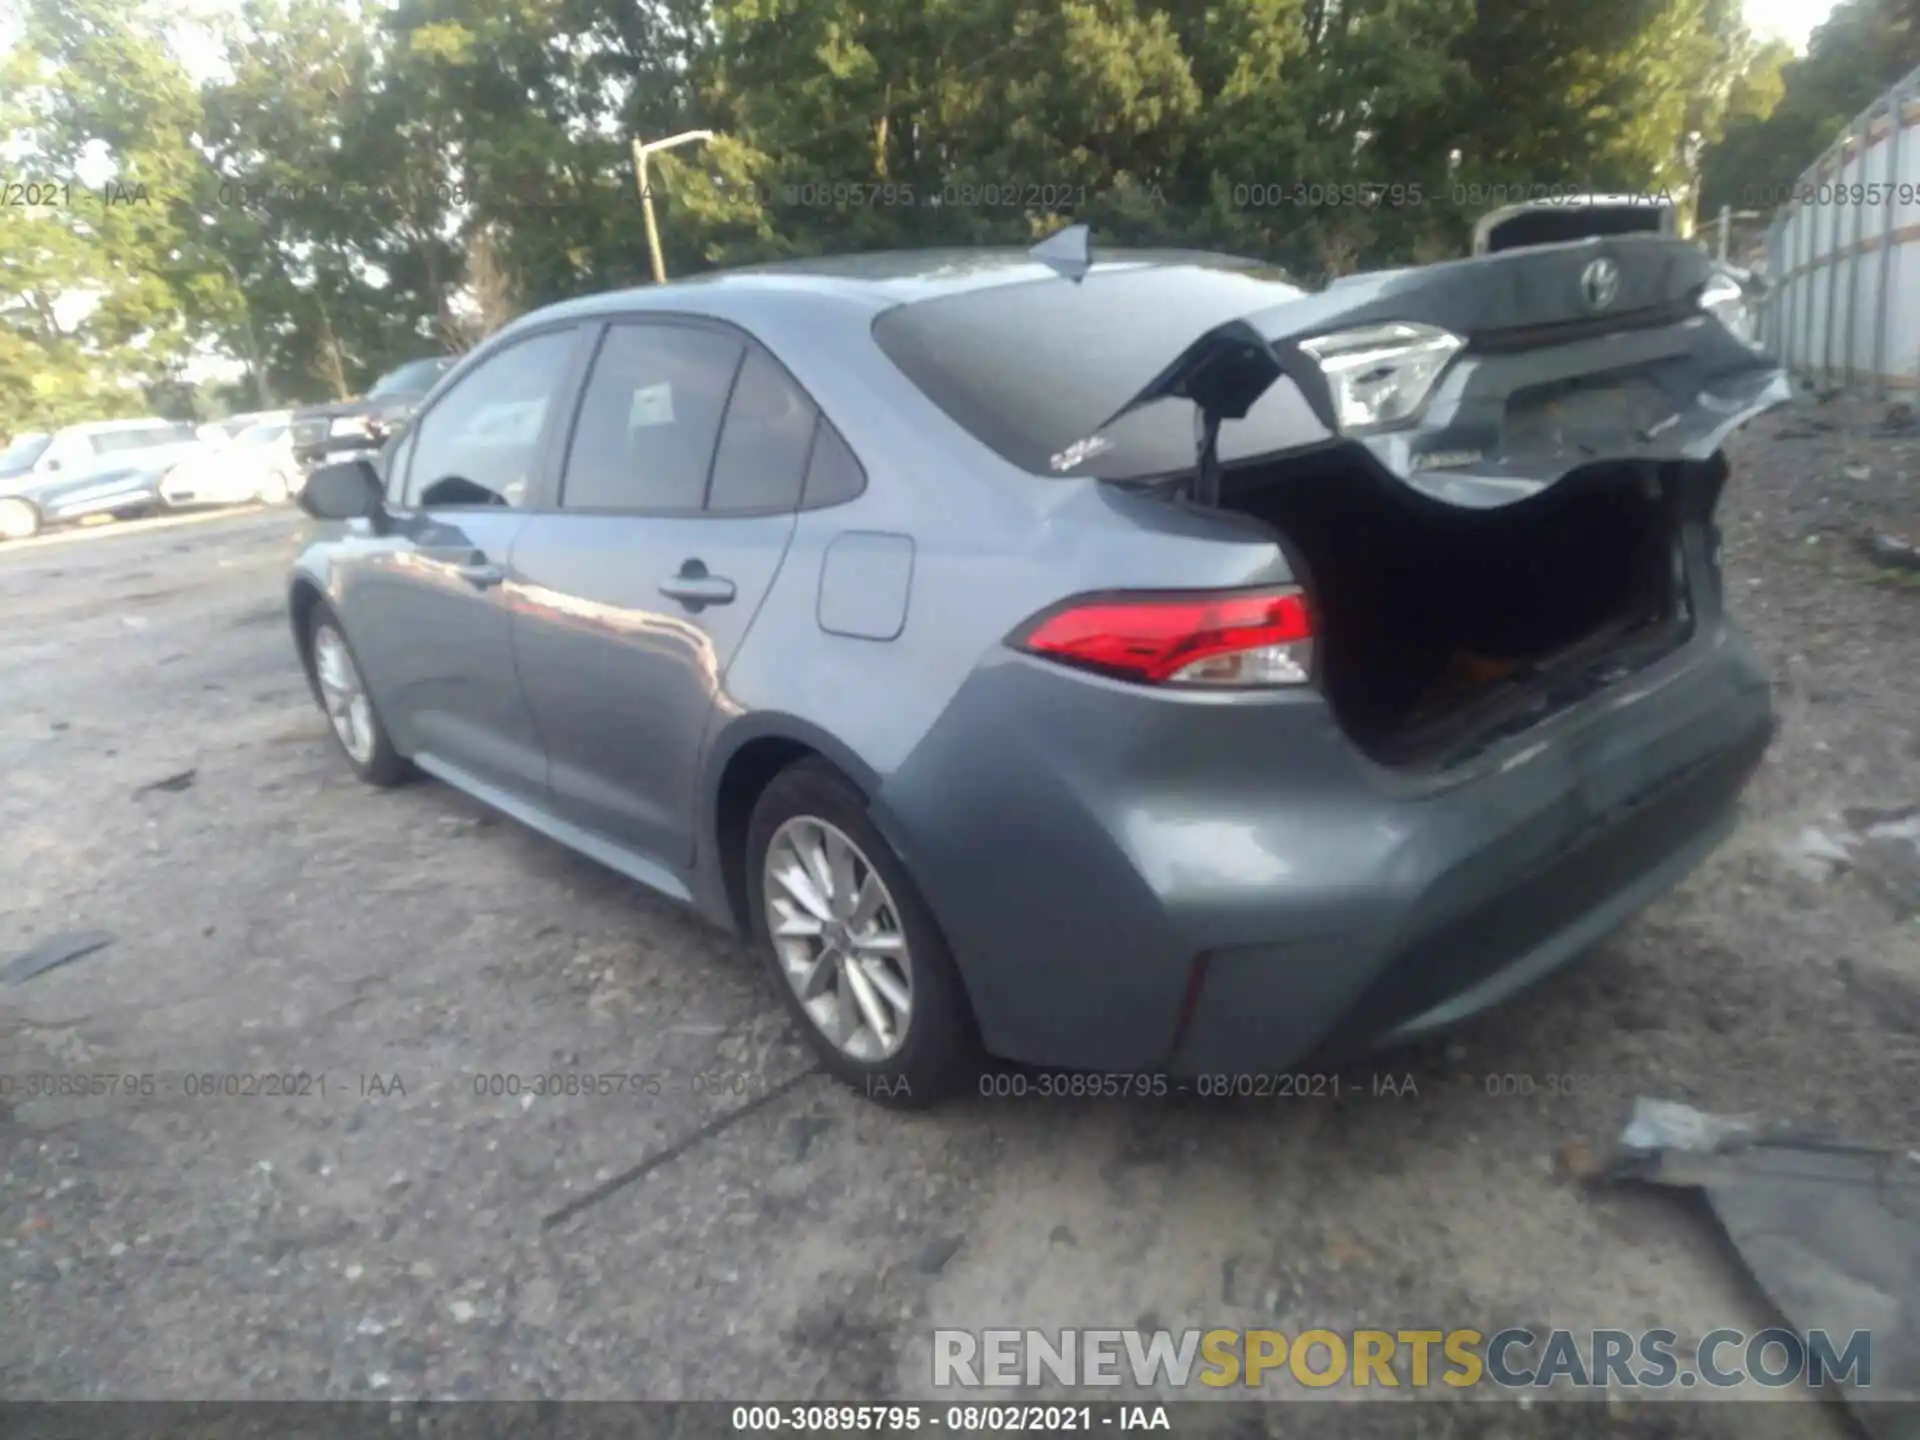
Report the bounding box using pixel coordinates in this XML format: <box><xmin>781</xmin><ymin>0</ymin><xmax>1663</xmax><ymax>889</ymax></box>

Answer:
<box><xmin>631</xmin><ymin>129</ymin><xmax>715</xmax><ymax>284</ymax></box>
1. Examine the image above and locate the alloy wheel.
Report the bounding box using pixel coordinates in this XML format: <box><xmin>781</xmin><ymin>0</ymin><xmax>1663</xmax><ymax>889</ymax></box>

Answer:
<box><xmin>763</xmin><ymin>815</ymin><xmax>914</xmax><ymax>1061</ymax></box>
<box><xmin>312</xmin><ymin>623</ymin><xmax>377</xmax><ymax>764</ymax></box>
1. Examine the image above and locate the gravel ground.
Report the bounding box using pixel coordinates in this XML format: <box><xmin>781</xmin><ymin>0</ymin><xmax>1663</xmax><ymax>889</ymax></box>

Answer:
<box><xmin>1</xmin><ymin>417</ymin><xmax>1916</xmax><ymax>1437</ymax></box>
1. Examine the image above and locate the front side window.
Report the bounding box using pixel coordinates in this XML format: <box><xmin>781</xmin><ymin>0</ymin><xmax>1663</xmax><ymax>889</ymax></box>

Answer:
<box><xmin>403</xmin><ymin>330</ymin><xmax>575</xmax><ymax>509</ymax></box>
<box><xmin>561</xmin><ymin>323</ymin><xmax>744</xmax><ymax>513</ymax></box>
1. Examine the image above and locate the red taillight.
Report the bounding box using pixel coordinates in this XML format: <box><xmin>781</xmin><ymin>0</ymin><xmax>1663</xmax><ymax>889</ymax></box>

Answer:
<box><xmin>1013</xmin><ymin>587</ymin><xmax>1315</xmax><ymax>687</ymax></box>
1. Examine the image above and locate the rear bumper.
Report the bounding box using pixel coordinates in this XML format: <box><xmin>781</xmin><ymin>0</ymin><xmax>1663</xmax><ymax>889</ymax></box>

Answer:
<box><xmin>878</xmin><ymin>621</ymin><xmax>1773</xmax><ymax>1073</ymax></box>
<box><xmin>1178</xmin><ymin>712</ymin><xmax>1767</xmax><ymax>1072</ymax></box>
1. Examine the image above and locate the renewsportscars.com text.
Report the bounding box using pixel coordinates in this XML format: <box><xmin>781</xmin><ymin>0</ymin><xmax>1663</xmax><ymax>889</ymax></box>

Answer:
<box><xmin>932</xmin><ymin>1327</ymin><xmax>1873</xmax><ymax>1392</ymax></box>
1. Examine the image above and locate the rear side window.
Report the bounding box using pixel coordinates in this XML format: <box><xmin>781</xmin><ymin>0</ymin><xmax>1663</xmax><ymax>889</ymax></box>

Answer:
<box><xmin>706</xmin><ymin>349</ymin><xmax>816</xmax><ymax>513</ymax></box>
<box><xmin>90</xmin><ymin>423</ymin><xmax>195</xmax><ymax>455</ymax></box>
<box><xmin>802</xmin><ymin>420</ymin><xmax>865</xmax><ymax>507</ymax></box>
<box><xmin>562</xmin><ymin>323</ymin><xmax>744</xmax><ymax>512</ymax></box>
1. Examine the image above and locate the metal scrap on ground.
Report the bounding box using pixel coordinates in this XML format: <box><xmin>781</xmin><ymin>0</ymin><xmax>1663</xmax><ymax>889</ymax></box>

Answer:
<box><xmin>2</xmin><ymin>930</ymin><xmax>116</xmax><ymax>985</ymax></box>
<box><xmin>1612</xmin><ymin>1097</ymin><xmax>1920</xmax><ymax>1439</ymax></box>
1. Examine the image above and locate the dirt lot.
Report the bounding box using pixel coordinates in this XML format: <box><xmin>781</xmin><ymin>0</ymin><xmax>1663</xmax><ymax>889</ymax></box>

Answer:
<box><xmin>2</xmin><ymin>408</ymin><xmax>1917</xmax><ymax>1433</ymax></box>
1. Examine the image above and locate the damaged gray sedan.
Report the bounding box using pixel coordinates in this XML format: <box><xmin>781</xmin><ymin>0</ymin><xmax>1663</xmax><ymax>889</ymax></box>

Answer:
<box><xmin>289</xmin><ymin>229</ymin><xmax>1783</xmax><ymax>1105</ymax></box>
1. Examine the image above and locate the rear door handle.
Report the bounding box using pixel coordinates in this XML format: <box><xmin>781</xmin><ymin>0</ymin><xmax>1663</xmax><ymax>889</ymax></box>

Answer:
<box><xmin>659</xmin><ymin>565</ymin><xmax>736</xmax><ymax>609</ymax></box>
<box><xmin>453</xmin><ymin>558</ymin><xmax>507</xmax><ymax>590</ymax></box>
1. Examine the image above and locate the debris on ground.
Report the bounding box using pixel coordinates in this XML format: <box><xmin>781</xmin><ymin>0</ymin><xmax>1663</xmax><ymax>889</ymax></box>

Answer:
<box><xmin>912</xmin><ymin>1234</ymin><xmax>965</xmax><ymax>1274</ymax></box>
<box><xmin>132</xmin><ymin>767</ymin><xmax>197</xmax><ymax>797</ymax></box>
<box><xmin>1774</xmin><ymin>804</ymin><xmax>1920</xmax><ymax>915</ymax></box>
<box><xmin>2</xmin><ymin>929</ymin><xmax>116</xmax><ymax>985</ymax></box>
<box><xmin>1612</xmin><ymin>1097</ymin><xmax>1920</xmax><ymax>1432</ymax></box>
<box><xmin>1879</xmin><ymin>401</ymin><xmax>1916</xmax><ymax>436</ymax></box>
<box><xmin>1862</xmin><ymin>530</ymin><xmax>1920</xmax><ymax>574</ymax></box>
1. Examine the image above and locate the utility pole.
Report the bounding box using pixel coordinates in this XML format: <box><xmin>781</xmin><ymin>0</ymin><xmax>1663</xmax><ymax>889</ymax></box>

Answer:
<box><xmin>631</xmin><ymin>130</ymin><xmax>715</xmax><ymax>284</ymax></box>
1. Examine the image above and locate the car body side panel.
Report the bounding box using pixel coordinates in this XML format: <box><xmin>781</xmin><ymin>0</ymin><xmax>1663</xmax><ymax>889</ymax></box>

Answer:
<box><xmin>705</xmin><ymin>300</ymin><xmax>1303</xmax><ymax>931</ymax></box>
<box><xmin>319</xmin><ymin>509</ymin><xmax>548</xmax><ymax>800</ymax></box>
<box><xmin>508</xmin><ymin>509</ymin><xmax>799</xmax><ymax>868</ymax></box>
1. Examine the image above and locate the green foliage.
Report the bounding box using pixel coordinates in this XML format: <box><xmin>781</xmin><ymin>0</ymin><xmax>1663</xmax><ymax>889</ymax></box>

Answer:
<box><xmin>0</xmin><ymin>0</ymin><xmax>1791</xmax><ymax>438</ymax></box>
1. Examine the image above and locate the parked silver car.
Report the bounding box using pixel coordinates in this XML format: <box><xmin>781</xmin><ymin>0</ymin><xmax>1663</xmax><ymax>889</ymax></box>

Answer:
<box><xmin>289</xmin><ymin>232</ymin><xmax>1782</xmax><ymax>1105</ymax></box>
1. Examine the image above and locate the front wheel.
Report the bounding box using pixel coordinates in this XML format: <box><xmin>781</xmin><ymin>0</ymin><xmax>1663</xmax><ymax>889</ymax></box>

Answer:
<box><xmin>746</xmin><ymin>760</ymin><xmax>980</xmax><ymax>1108</ymax></box>
<box><xmin>308</xmin><ymin>605</ymin><xmax>410</xmax><ymax>787</ymax></box>
<box><xmin>0</xmin><ymin>498</ymin><xmax>42</xmax><ymax>541</ymax></box>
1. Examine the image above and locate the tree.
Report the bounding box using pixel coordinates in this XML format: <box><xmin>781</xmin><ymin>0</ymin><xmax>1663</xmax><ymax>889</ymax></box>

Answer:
<box><xmin>0</xmin><ymin>0</ymin><xmax>234</xmax><ymax>433</ymax></box>
<box><xmin>1699</xmin><ymin>0</ymin><xmax>1920</xmax><ymax>216</ymax></box>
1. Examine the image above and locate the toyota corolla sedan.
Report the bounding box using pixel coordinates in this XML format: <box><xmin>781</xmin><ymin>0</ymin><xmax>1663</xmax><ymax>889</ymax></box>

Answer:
<box><xmin>289</xmin><ymin>231</ymin><xmax>1783</xmax><ymax>1105</ymax></box>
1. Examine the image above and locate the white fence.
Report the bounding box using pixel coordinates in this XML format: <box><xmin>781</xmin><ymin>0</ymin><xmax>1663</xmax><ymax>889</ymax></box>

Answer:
<box><xmin>1761</xmin><ymin>64</ymin><xmax>1920</xmax><ymax>393</ymax></box>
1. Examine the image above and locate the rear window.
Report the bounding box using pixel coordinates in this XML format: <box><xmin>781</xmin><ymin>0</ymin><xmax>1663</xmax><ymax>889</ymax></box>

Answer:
<box><xmin>870</xmin><ymin>261</ymin><xmax>1313</xmax><ymax>481</ymax></box>
<box><xmin>1483</xmin><ymin>206</ymin><xmax>1669</xmax><ymax>252</ymax></box>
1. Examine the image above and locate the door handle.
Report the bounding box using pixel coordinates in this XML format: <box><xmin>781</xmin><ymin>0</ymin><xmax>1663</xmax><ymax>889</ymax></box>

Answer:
<box><xmin>659</xmin><ymin>563</ymin><xmax>736</xmax><ymax>609</ymax></box>
<box><xmin>453</xmin><ymin>558</ymin><xmax>507</xmax><ymax>590</ymax></box>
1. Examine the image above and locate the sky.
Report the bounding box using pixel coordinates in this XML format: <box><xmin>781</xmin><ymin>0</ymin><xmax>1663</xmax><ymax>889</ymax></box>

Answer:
<box><xmin>1744</xmin><ymin>0</ymin><xmax>1842</xmax><ymax>48</ymax></box>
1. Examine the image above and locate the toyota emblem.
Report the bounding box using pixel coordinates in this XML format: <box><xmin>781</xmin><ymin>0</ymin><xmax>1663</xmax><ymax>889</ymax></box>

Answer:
<box><xmin>1581</xmin><ymin>257</ymin><xmax>1620</xmax><ymax>312</ymax></box>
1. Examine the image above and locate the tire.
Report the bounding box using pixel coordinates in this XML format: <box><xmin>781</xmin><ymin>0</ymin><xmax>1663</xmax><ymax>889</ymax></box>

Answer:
<box><xmin>0</xmin><ymin>498</ymin><xmax>42</xmax><ymax>541</ymax></box>
<box><xmin>746</xmin><ymin>759</ymin><xmax>980</xmax><ymax>1108</ymax></box>
<box><xmin>307</xmin><ymin>603</ymin><xmax>411</xmax><ymax>787</ymax></box>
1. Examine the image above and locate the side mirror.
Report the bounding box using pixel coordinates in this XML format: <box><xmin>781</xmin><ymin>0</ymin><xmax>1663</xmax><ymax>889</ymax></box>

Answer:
<box><xmin>299</xmin><ymin>458</ymin><xmax>384</xmax><ymax>520</ymax></box>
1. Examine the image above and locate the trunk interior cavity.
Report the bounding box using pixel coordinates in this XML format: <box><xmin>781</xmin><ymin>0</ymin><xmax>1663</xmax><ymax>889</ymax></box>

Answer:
<box><xmin>1216</xmin><ymin>454</ymin><xmax>1699</xmax><ymax>767</ymax></box>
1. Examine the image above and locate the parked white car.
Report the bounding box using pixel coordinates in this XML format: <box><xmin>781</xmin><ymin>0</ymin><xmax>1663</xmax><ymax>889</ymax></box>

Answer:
<box><xmin>158</xmin><ymin>412</ymin><xmax>301</xmax><ymax>509</ymax></box>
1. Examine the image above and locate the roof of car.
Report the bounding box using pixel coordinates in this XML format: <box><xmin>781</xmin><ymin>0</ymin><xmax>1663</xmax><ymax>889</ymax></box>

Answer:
<box><xmin>61</xmin><ymin>417</ymin><xmax>193</xmax><ymax>435</ymax></box>
<box><xmin>535</xmin><ymin>248</ymin><xmax>1285</xmax><ymax>320</ymax></box>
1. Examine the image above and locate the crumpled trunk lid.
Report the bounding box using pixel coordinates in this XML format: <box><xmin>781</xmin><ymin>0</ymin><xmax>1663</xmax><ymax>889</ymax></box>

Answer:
<box><xmin>1074</xmin><ymin>234</ymin><xmax>1786</xmax><ymax>510</ymax></box>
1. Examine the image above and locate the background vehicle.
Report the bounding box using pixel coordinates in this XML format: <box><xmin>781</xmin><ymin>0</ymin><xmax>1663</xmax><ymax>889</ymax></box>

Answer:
<box><xmin>290</xmin><ymin>356</ymin><xmax>455</xmax><ymax>468</ymax></box>
<box><xmin>160</xmin><ymin>411</ymin><xmax>301</xmax><ymax>509</ymax></box>
<box><xmin>290</xmin><ymin>235</ymin><xmax>1781</xmax><ymax>1105</ymax></box>
<box><xmin>0</xmin><ymin>418</ymin><xmax>223</xmax><ymax>541</ymax></box>
<box><xmin>216</xmin><ymin>408</ymin><xmax>290</xmax><ymax>440</ymax></box>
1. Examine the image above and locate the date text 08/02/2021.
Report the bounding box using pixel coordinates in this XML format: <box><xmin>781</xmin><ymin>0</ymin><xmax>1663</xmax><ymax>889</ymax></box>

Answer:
<box><xmin>962</xmin><ymin>1071</ymin><xmax>1418</xmax><ymax>1101</ymax></box>
<box><xmin>729</xmin><ymin>1406</ymin><xmax>1167</xmax><ymax>1432</ymax></box>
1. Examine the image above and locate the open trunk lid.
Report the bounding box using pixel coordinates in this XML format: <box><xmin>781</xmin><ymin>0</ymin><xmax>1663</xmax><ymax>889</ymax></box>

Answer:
<box><xmin>1074</xmin><ymin>234</ymin><xmax>1786</xmax><ymax>510</ymax></box>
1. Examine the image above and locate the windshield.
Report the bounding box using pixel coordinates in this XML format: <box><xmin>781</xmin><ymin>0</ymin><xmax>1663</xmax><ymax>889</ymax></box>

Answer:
<box><xmin>368</xmin><ymin>358</ymin><xmax>451</xmax><ymax>399</ymax></box>
<box><xmin>234</xmin><ymin>420</ymin><xmax>290</xmax><ymax>447</ymax></box>
<box><xmin>0</xmin><ymin>433</ymin><xmax>52</xmax><ymax>475</ymax></box>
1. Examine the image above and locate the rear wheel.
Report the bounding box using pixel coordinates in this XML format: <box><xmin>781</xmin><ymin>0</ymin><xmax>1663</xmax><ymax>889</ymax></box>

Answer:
<box><xmin>746</xmin><ymin>760</ymin><xmax>979</xmax><ymax>1107</ymax></box>
<box><xmin>308</xmin><ymin>605</ymin><xmax>410</xmax><ymax>786</ymax></box>
<box><xmin>0</xmin><ymin>498</ymin><xmax>41</xmax><ymax>541</ymax></box>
